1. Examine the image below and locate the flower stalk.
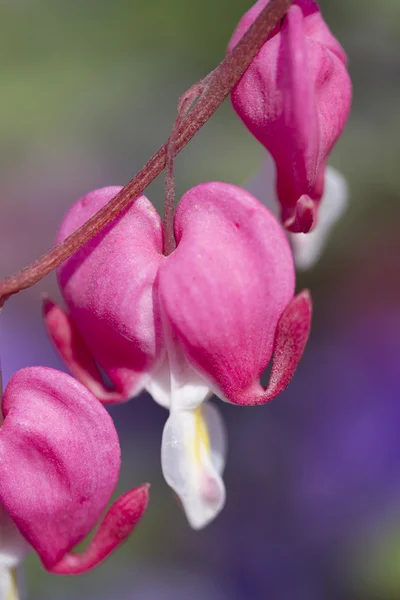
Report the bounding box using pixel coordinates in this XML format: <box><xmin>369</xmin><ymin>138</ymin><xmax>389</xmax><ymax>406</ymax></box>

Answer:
<box><xmin>0</xmin><ymin>0</ymin><xmax>295</xmax><ymax>306</ymax></box>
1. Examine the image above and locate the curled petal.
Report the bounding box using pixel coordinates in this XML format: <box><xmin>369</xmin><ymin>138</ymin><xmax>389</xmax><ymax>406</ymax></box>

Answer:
<box><xmin>161</xmin><ymin>403</ymin><xmax>226</xmax><ymax>529</ymax></box>
<box><xmin>51</xmin><ymin>484</ymin><xmax>149</xmax><ymax>574</ymax></box>
<box><xmin>284</xmin><ymin>194</ymin><xmax>316</xmax><ymax>234</ymax></box>
<box><xmin>158</xmin><ymin>182</ymin><xmax>295</xmax><ymax>404</ymax></box>
<box><xmin>43</xmin><ymin>297</ymin><xmax>124</xmax><ymax>403</ymax></box>
<box><xmin>0</xmin><ymin>367</ymin><xmax>126</xmax><ymax>570</ymax></box>
<box><xmin>235</xmin><ymin>291</ymin><xmax>312</xmax><ymax>405</ymax></box>
<box><xmin>57</xmin><ymin>187</ymin><xmax>164</xmax><ymax>400</ymax></box>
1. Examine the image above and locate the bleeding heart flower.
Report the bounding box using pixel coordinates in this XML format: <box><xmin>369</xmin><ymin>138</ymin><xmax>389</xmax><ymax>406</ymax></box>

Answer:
<box><xmin>44</xmin><ymin>183</ymin><xmax>312</xmax><ymax>529</ymax></box>
<box><xmin>228</xmin><ymin>0</ymin><xmax>352</xmax><ymax>233</ymax></box>
<box><xmin>0</xmin><ymin>366</ymin><xmax>149</xmax><ymax>594</ymax></box>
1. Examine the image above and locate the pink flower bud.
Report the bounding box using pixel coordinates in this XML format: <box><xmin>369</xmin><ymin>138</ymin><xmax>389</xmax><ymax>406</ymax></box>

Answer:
<box><xmin>228</xmin><ymin>0</ymin><xmax>352</xmax><ymax>233</ymax></box>
<box><xmin>0</xmin><ymin>367</ymin><xmax>149</xmax><ymax>574</ymax></box>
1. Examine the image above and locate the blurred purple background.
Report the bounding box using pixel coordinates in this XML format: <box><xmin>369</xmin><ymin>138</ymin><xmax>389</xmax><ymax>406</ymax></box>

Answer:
<box><xmin>1</xmin><ymin>0</ymin><xmax>399</xmax><ymax>598</ymax></box>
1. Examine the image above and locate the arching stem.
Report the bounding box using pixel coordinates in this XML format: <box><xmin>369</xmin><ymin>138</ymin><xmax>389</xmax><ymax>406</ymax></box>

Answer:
<box><xmin>0</xmin><ymin>0</ymin><xmax>295</xmax><ymax>305</ymax></box>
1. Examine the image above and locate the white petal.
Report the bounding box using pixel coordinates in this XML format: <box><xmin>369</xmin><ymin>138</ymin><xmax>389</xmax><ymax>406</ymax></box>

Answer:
<box><xmin>147</xmin><ymin>327</ymin><xmax>211</xmax><ymax>411</ymax></box>
<box><xmin>161</xmin><ymin>403</ymin><xmax>226</xmax><ymax>529</ymax></box>
<box><xmin>145</xmin><ymin>355</ymin><xmax>172</xmax><ymax>409</ymax></box>
<box><xmin>204</xmin><ymin>402</ymin><xmax>227</xmax><ymax>474</ymax></box>
<box><xmin>0</xmin><ymin>567</ymin><xmax>20</xmax><ymax>600</ymax></box>
<box><xmin>290</xmin><ymin>166</ymin><xmax>349</xmax><ymax>270</ymax></box>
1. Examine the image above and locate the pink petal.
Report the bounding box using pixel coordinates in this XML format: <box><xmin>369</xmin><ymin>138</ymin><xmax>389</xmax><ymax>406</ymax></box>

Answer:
<box><xmin>56</xmin><ymin>187</ymin><xmax>165</xmax><ymax>400</ymax></box>
<box><xmin>229</xmin><ymin>0</ymin><xmax>352</xmax><ymax>233</ymax></box>
<box><xmin>158</xmin><ymin>182</ymin><xmax>295</xmax><ymax>405</ymax></box>
<box><xmin>283</xmin><ymin>195</ymin><xmax>316</xmax><ymax>233</ymax></box>
<box><xmin>43</xmin><ymin>297</ymin><xmax>124</xmax><ymax>403</ymax></box>
<box><xmin>51</xmin><ymin>484</ymin><xmax>149</xmax><ymax>574</ymax></box>
<box><xmin>234</xmin><ymin>290</ymin><xmax>312</xmax><ymax>405</ymax></box>
<box><xmin>0</xmin><ymin>367</ymin><xmax>128</xmax><ymax>570</ymax></box>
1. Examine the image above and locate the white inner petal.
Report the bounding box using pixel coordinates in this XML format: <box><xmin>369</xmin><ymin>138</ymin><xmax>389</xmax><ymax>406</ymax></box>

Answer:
<box><xmin>146</xmin><ymin>342</ymin><xmax>211</xmax><ymax>411</ymax></box>
<box><xmin>145</xmin><ymin>354</ymin><xmax>172</xmax><ymax>409</ymax></box>
<box><xmin>203</xmin><ymin>402</ymin><xmax>227</xmax><ymax>474</ymax></box>
<box><xmin>0</xmin><ymin>567</ymin><xmax>20</xmax><ymax>600</ymax></box>
<box><xmin>161</xmin><ymin>402</ymin><xmax>226</xmax><ymax>530</ymax></box>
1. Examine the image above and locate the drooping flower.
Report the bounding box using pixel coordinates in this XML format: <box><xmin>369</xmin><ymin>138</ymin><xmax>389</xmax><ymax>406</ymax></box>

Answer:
<box><xmin>228</xmin><ymin>0</ymin><xmax>352</xmax><ymax>233</ymax></box>
<box><xmin>44</xmin><ymin>183</ymin><xmax>312</xmax><ymax>529</ymax></box>
<box><xmin>247</xmin><ymin>154</ymin><xmax>349</xmax><ymax>270</ymax></box>
<box><xmin>0</xmin><ymin>366</ymin><xmax>148</xmax><ymax>595</ymax></box>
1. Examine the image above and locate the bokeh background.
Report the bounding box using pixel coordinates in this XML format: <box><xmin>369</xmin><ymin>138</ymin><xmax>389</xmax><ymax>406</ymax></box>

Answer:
<box><xmin>0</xmin><ymin>0</ymin><xmax>399</xmax><ymax>598</ymax></box>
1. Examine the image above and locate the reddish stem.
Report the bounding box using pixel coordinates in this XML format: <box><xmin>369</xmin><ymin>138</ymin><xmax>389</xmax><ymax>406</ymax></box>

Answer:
<box><xmin>0</xmin><ymin>0</ymin><xmax>294</xmax><ymax>305</ymax></box>
<box><xmin>163</xmin><ymin>80</ymin><xmax>206</xmax><ymax>256</ymax></box>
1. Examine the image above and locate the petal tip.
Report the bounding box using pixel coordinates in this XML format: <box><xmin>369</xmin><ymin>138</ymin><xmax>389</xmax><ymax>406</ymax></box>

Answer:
<box><xmin>41</xmin><ymin>294</ymin><xmax>56</xmax><ymax>316</ymax></box>
<box><xmin>284</xmin><ymin>195</ymin><xmax>316</xmax><ymax>233</ymax></box>
<box><xmin>49</xmin><ymin>483</ymin><xmax>150</xmax><ymax>575</ymax></box>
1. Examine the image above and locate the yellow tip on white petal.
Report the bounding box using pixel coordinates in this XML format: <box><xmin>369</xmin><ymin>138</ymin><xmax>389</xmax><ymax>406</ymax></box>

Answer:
<box><xmin>161</xmin><ymin>402</ymin><xmax>226</xmax><ymax>529</ymax></box>
<box><xmin>193</xmin><ymin>405</ymin><xmax>211</xmax><ymax>464</ymax></box>
<box><xmin>0</xmin><ymin>568</ymin><xmax>20</xmax><ymax>600</ymax></box>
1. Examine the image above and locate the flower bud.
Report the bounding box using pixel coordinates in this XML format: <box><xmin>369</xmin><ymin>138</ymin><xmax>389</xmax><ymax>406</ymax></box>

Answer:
<box><xmin>228</xmin><ymin>0</ymin><xmax>352</xmax><ymax>232</ymax></box>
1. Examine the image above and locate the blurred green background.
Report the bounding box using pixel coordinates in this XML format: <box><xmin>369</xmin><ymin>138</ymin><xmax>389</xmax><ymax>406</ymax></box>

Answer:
<box><xmin>0</xmin><ymin>1</ymin><xmax>399</xmax><ymax>599</ymax></box>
